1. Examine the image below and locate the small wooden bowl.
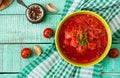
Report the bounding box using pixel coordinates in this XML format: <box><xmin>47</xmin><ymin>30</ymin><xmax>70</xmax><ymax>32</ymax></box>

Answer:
<box><xmin>0</xmin><ymin>0</ymin><xmax>3</xmax><ymax>5</ymax></box>
<box><xmin>0</xmin><ymin>0</ymin><xmax>13</xmax><ymax>10</ymax></box>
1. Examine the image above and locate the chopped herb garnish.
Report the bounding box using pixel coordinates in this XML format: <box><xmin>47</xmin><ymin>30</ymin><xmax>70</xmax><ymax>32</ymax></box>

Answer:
<box><xmin>78</xmin><ymin>31</ymin><xmax>89</xmax><ymax>46</ymax></box>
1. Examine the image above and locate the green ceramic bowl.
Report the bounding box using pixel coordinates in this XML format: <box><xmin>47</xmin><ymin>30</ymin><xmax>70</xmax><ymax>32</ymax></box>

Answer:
<box><xmin>55</xmin><ymin>10</ymin><xmax>112</xmax><ymax>67</ymax></box>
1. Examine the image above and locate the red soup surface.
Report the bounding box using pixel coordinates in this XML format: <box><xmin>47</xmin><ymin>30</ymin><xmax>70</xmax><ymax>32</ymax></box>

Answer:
<box><xmin>58</xmin><ymin>14</ymin><xmax>108</xmax><ymax>64</ymax></box>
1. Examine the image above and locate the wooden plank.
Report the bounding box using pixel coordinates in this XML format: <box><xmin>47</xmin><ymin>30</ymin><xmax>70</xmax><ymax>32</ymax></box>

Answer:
<box><xmin>0</xmin><ymin>44</ymin><xmax>51</xmax><ymax>72</ymax></box>
<box><xmin>0</xmin><ymin>0</ymin><xmax>66</xmax><ymax>14</ymax></box>
<box><xmin>3</xmin><ymin>45</ymin><xmax>13</xmax><ymax>72</ymax></box>
<box><xmin>0</xmin><ymin>74</ymin><xmax>17</xmax><ymax>78</ymax></box>
<box><xmin>0</xmin><ymin>15</ymin><xmax>61</xmax><ymax>43</ymax></box>
<box><xmin>102</xmin><ymin>44</ymin><xmax>120</xmax><ymax>72</ymax></box>
<box><xmin>0</xmin><ymin>45</ymin><xmax>3</xmax><ymax>72</ymax></box>
<box><xmin>102</xmin><ymin>75</ymin><xmax>120</xmax><ymax>78</ymax></box>
<box><xmin>102</xmin><ymin>72</ymin><xmax>120</xmax><ymax>78</ymax></box>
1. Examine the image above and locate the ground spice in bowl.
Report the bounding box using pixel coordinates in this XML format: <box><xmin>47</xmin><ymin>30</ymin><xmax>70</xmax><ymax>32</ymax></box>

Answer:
<box><xmin>26</xmin><ymin>3</ymin><xmax>45</xmax><ymax>23</ymax></box>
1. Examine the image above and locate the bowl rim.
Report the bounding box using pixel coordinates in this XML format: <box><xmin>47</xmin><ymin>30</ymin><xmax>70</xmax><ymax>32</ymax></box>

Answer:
<box><xmin>55</xmin><ymin>10</ymin><xmax>112</xmax><ymax>67</ymax></box>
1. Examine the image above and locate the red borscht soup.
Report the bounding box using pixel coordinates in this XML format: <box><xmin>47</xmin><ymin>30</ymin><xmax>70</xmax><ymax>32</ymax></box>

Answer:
<box><xmin>58</xmin><ymin>14</ymin><xmax>108</xmax><ymax>63</ymax></box>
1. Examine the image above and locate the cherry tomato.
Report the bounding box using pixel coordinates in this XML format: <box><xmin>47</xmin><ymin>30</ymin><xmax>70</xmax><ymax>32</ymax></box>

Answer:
<box><xmin>108</xmin><ymin>48</ymin><xmax>119</xmax><ymax>58</ymax></box>
<box><xmin>21</xmin><ymin>48</ymin><xmax>32</xmax><ymax>58</ymax></box>
<box><xmin>43</xmin><ymin>28</ymin><xmax>54</xmax><ymax>38</ymax></box>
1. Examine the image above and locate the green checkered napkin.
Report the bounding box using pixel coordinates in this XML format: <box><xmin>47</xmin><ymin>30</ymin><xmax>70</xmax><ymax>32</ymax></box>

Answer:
<box><xmin>18</xmin><ymin>0</ymin><xmax>120</xmax><ymax>78</ymax></box>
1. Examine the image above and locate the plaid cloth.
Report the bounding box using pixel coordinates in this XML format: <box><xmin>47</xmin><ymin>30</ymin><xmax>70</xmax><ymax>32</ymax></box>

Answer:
<box><xmin>18</xmin><ymin>0</ymin><xmax>120</xmax><ymax>78</ymax></box>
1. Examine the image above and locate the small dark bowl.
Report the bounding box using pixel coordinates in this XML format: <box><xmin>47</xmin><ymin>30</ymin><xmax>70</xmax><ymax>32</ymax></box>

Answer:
<box><xmin>26</xmin><ymin>3</ymin><xmax>45</xmax><ymax>23</ymax></box>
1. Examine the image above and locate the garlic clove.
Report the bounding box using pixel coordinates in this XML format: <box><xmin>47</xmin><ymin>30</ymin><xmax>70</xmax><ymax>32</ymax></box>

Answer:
<box><xmin>46</xmin><ymin>3</ymin><xmax>57</xmax><ymax>12</ymax></box>
<box><xmin>34</xmin><ymin>45</ymin><xmax>42</xmax><ymax>56</ymax></box>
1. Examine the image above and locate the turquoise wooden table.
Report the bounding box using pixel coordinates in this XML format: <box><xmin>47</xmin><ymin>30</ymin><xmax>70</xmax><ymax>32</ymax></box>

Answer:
<box><xmin>0</xmin><ymin>0</ymin><xmax>120</xmax><ymax>78</ymax></box>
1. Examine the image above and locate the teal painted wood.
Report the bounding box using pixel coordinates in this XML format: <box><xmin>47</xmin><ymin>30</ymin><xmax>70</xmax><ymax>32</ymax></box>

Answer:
<box><xmin>0</xmin><ymin>45</ymin><xmax>3</xmax><ymax>72</ymax></box>
<box><xmin>0</xmin><ymin>74</ymin><xmax>17</xmax><ymax>78</ymax></box>
<box><xmin>0</xmin><ymin>0</ymin><xmax>66</xmax><ymax>14</ymax></box>
<box><xmin>0</xmin><ymin>15</ymin><xmax>61</xmax><ymax>43</ymax></box>
<box><xmin>0</xmin><ymin>0</ymin><xmax>120</xmax><ymax>78</ymax></box>
<box><xmin>102</xmin><ymin>75</ymin><xmax>120</xmax><ymax>78</ymax></box>
<box><xmin>0</xmin><ymin>44</ymin><xmax>51</xmax><ymax>72</ymax></box>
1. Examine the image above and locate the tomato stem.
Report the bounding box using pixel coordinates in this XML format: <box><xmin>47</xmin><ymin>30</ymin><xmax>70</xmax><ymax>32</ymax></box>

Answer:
<box><xmin>111</xmin><ymin>52</ymin><xmax>115</xmax><ymax>55</ymax></box>
<box><xmin>27</xmin><ymin>54</ymin><xmax>31</xmax><ymax>58</ymax></box>
<box><xmin>47</xmin><ymin>32</ymin><xmax>52</xmax><ymax>37</ymax></box>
